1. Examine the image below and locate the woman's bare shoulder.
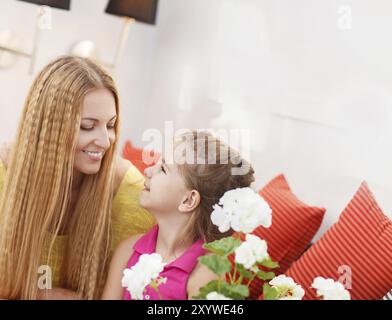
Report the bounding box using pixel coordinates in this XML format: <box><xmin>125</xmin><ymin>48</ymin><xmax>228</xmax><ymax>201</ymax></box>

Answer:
<box><xmin>115</xmin><ymin>234</ymin><xmax>142</xmax><ymax>257</ymax></box>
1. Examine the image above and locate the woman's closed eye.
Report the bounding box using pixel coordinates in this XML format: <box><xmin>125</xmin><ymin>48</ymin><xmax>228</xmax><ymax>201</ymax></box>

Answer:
<box><xmin>81</xmin><ymin>123</ymin><xmax>116</xmax><ymax>131</ymax></box>
<box><xmin>81</xmin><ymin>126</ymin><xmax>94</xmax><ymax>131</ymax></box>
<box><xmin>160</xmin><ymin>165</ymin><xmax>166</xmax><ymax>174</ymax></box>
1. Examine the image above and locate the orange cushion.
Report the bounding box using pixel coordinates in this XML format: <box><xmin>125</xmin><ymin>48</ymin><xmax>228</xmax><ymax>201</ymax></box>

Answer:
<box><xmin>284</xmin><ymin>182</ymin><xmax>392</xmax><ymax>300</ymax></box>
<box><xmin>239</xmin><ymin>174</ymin><xmax>326</xmax><ymax>299</ymax></box>
<box><xmin>122</xmin><ymin>140</ymin><xmax>160</xmax><ymax>174</ymax></box>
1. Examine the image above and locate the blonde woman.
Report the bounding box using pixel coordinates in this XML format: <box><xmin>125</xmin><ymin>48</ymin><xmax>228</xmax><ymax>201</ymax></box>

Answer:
<box><xmin>0</xmin><ymin>56</ymin><xmax>155</xmax><ymax>300</ymax></box>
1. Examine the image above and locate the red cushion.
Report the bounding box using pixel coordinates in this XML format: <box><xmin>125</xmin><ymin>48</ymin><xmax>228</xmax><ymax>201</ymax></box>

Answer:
<box><xmin>284</xmin><ymin>182</ymin><xmax>392</xmax><ymax>300</ymax></box>
<box><xmin>239</xmin><ymin>174</ymin><xmax>326</xmax><ymax>299</ymax></box>
<box><xmin>122</xmin><ymin>140</ymin><xmax>160</xmax><ymax>174</ymax></box>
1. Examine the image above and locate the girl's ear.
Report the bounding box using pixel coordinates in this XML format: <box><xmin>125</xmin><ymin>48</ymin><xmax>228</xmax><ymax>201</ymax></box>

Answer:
<box><xmin>178</xmin><ymin>190</ymin><xmax>200</xmax><ymax>213</ymax></box>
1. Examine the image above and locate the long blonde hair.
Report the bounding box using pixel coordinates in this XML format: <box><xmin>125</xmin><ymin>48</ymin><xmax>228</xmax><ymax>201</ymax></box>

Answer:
<box><xmin>0</xmin><ymin>56</ymin><xmax>120</xmax><ymax>299</ymax></box>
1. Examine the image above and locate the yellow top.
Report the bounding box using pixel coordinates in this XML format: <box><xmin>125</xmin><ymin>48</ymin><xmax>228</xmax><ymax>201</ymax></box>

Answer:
<box><xmin>0</xmin><ymin>159</ymin><xmax>155</xmax><ymax>287</ymax></box>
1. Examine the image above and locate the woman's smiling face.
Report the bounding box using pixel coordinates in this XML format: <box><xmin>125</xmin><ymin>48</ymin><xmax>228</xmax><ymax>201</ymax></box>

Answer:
<box><xmin>74</xmin><ymin>88</ymin><xmax>117</xmax><ymax>175</ymax></box>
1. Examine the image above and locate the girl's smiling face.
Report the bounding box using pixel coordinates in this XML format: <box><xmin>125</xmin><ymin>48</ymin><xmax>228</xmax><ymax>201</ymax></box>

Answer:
<box><xmin>74</xmin><ymin>88</ymin><xmax>117</xmax><ymax>175</ymax></box>
<box><xmin>140</xmin><ymin>158</ymin><xmax>190</xmax><ymax>215</ymax></box>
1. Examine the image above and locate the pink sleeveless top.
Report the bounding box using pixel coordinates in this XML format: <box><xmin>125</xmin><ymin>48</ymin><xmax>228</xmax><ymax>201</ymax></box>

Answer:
<box><xmin>122</xmin><ymin>225</ymin><xmax>206</xmax><ymax>300</ymax></box>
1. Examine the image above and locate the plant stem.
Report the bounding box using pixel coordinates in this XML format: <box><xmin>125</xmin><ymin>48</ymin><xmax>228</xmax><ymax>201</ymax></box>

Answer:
<box><xmin>227</xmin><ymin>271</ymin><xmax>232</xmax><ymax>283</ymax></box>
<box><xmin>232</xmin><ymin>264</ymin><xmax>238</xmax><ymax>285</ymax></box>
<box><xmin>247</xmin><ymin>273</ymin><xmax>256</xmax><ymax>287</ymax></box>
<box><xmin>151</xmin><ymin>280</ymin><xmax>163</xmax><ymax>300</ymax></box>
<box><xmin>237</xmin><ymin>274</ymin><xmax>244</xmax><ymax>285</ymax></box>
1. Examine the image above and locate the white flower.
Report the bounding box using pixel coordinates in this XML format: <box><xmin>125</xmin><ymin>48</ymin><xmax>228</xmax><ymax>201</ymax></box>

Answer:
<box><xmin>137</xmin><ymin>253</ymin><xmax>166</xmax><ymax>279</ymax></box>
<box><xmin>211</xmin><ymin>204</ymin><xmax>232</xmax><ymax>233</ymax></box>
<box><xmin>206</xmin><ymin>291</ymin><xmax>233</xmax><ymax>300</ymax></box>
<box><xmin>246</xmin><ymin>234</ymin><xmax>269</xmax><ymax>262</ymax></box>
<box><xmin>311</xmin><ymin>277</ymin><xmax>351</xmax><ymax>300</ymax></box>
<box><xmin>269</xmin><ymin>275</ymin><xmax>305</xmax><ymax>300</ymax></box>
<box><xmin>121</xmin><ymin>253</ymin><xmax>167</xmax><ymax>300</ymax></box>
<box><xmin>235</xmin><ymin>234</ymin><xmax>269</xmax><ymax>269</ymax></box>
<box><xmin>211</xmin><ymin>187</ymin><xmax>272</xmax><ymax>234</ymax></box>
<box><xmin>121</xmin><ymin>268</ymin><xmax>151</xmax><ymax>300</ymax></box>
<box><xmin>235</xmin><ymin>242</ymin><xmax>256</xmax><ymax>269</ymax></box>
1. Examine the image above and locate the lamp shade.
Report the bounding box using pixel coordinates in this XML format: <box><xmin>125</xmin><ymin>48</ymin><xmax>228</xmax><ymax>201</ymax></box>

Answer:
<box><xmin>16</xmin><ymin>0</ymin><xmax>70</xmax><ymax>10</ymax></box>
<box><xmin>105</xmin><ymin>0</ymin><xmax>158</xmax><ymax>25</ymax></box>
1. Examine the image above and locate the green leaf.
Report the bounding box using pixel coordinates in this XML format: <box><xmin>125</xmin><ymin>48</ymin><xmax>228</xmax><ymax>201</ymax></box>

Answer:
<box><xmin>256</xmin><ymin>270</ymin><xmax>275</xmax><ymax>281</ymax></box>
<box><xmin>235</xmin><ymin>263</ymin><xmax>253</xmax><ymax>280</ymax></box>
<box><xmin>199</xmin><ymin>255</ymin><xmax>232</xmax><ymax>276</ymax></box>
<box><xmin>203</xmin><ymin>236</ymin><xmax>242</xmax><ymax>255</ymax></box>
<box><xmin>259</xmin><ymin>257</ymin><xmax>279</xmax><ymax>269</ymax></box>
<box><xmin>221</xmin><ymin>283</ymin><xmax>249</xmax><ymax>300</ymax></box>
<box><xmin>192</xmin><ymin>281</ymin><xmax>249</xmax><ymax>300</ymax></box>
<box><xmin>192</xmin><ymin>280</ymin><xmax>220</xmax><ymax>300</ymax></box>
<box><xmin>263</xmin><ymin>284</ymin><xmax>279</xmax><ymax>300</ymax></box>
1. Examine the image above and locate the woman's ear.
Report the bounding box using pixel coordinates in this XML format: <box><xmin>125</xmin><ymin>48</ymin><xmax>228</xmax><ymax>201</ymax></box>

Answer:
<box><xmin>178</xmin><ymin>190</ymin><xmax>200</xmax><ymax>213</ymax></box>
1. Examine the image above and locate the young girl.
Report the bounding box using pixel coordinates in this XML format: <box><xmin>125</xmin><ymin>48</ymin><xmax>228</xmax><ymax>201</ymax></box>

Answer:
<box><xmin>102</xmin><ymin>131</ymin><xmax>255</xmax><ymax>300</ymax></box>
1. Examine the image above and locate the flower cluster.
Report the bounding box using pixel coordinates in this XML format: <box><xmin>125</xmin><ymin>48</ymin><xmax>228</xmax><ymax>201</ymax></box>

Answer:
<box><xmin>266</xmin><ymin>275</ymin><xmax>305</xmax><ymax>300</ymax></box>
<box><xmin>311</xmin><ymin>277</ymin><xmax>351</xmax><ymax>300</ymax></box>
<box><xmin>235</xmin><ymin>234</ymin><xmax>269</xmax><ymax>270</ymax></box>
<box><xmin>121</xmin><ymin>187</ymin><xmax>352</xmax><ymax>301</ymax></box>
<box><xmin>121</xmin><ymin>253</ymin><xmax>167</xmax><ymax>300</ymax></box>
<box><xmin>195</xmin><ymin>187</ymin><xmax>277</xmax><ymax>300</ymax></box>
<box><xmin>211</xmin><ymin>188</ymin><xmax>272</xmax><ymax>234</ymax></box>
<box><xmin>197</xmin><ymin>187</ymin><xmax>351</xmax><ymax>301</ymax></box>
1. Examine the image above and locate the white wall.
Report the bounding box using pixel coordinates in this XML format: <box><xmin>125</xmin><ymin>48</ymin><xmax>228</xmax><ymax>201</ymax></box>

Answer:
<box><xmin>0</xmin><ymin>0</ymin><xmax>157</xmax><ymax>143</ymax></box>
<box><xmin>0</xmin><ymin>0</ymin><xmax>391</xmax><ymax>240</ymax></box>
